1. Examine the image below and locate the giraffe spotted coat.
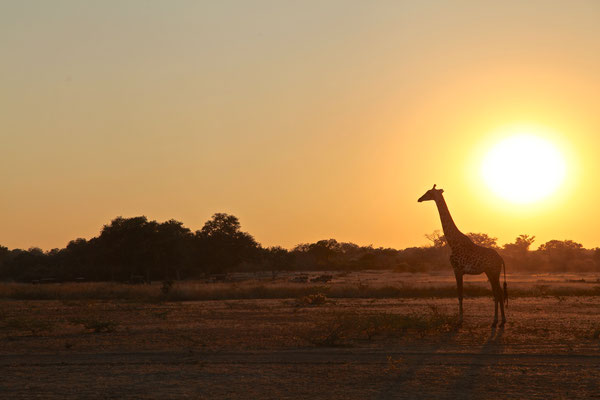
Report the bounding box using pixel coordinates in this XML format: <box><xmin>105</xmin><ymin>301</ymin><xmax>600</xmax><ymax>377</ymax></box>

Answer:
<box><xmin>449</xmin><ymin>243</ymin><xmax>503</xmax><ymax>275</ymax></box>
<box><xmin>418</xmin><ymin>184</ymin><xmax>507</xmax><ymax>326</ymax></box>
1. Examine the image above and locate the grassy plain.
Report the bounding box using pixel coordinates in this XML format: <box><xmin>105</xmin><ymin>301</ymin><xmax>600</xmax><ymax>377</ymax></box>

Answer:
<box><xmin>1</xmin><ymin>271</ymin><xmax>600</xmax><ymax>399</ymax></box>
<box><xmin>2</xmin><ymin>270</ymin><xmax>600</xmax><ymax>301</ymax></box>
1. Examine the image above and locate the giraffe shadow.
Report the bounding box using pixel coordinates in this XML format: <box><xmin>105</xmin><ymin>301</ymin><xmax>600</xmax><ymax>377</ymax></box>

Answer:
<box><xmin>445</xmin><ymin>326</ymin><xmax>505</xmax><ymax>399</ymax></box>
<box><xmin>376</xmin><ymin>321</ymin><xmax>463</xmax><ymax>400</ymax></box>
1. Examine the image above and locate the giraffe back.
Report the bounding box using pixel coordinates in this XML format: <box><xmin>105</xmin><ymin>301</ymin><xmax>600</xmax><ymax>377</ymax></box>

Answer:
<box><xmin>450</xmin><ymin>243</ymin><xmax>503</xmax><ymax>276</ymax></box>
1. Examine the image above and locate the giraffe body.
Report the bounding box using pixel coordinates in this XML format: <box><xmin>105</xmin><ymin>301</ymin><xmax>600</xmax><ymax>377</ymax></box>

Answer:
<box><xmin>419</xmin><ymin>184</ymin><xmax>507</xmax><ymax>327</ymax></box>
<box><xmin>450</xmin><ymin>244</ymin><xmax>503</xmax><ymax>276</ymax></box>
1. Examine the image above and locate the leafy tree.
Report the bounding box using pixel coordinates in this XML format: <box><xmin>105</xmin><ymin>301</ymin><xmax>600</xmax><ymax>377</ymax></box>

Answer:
<box><xmin>153</xmin><ymin>219</ymin><xmax>193</xmax><ymax>280</ymax></box>
<box><xmin>195</xmin><ymin>213</ymin><xmax>260</xmax><ymax>273</ymax></box>
<box><xmin>308</xmin><ymin>239</ymin><xmax>341</xmax><ymax>266</ymax></box>
<box><xmin>7</xmin><ymin>247</ymin><xmax>51</xmax><ymax>281</ymax></box>
<box><xmin>425</xmin><ymin>230</ymin><xmax>447</xmax><ymax>248</ymax></box>
<box><xmin>537</xmin><ymin>239</ymin><xmax>585</xmax><ymax>271</ymax></box>
<box><xmin>538</xmin><ymin>239</ymin><xmax>582</xmax><ymax>252</ymax></box>
<box><xmin>0</xmin><ymin>246</ymin><xmax>9</xmax><ymax>278</ymax></box>
<box><xmin>503</xmin><ymin>234</ymin><xmax>535</xmax><ymax>259</ymax></box>
<box><xmin>500</xmin><ymin>234</ymin><xmax>536</xmax><ymax>271</ymax></box>
<box><xmin>264</xmin><ymin>246</ymin><xmax>293</xmax><ymax>271</ymax></box>
<box><xmin>95</xmin><ymin>216</ymin><xmax>194</xmax><ymax>281</ymax></box>
<box><xmin>200</xmin><ymin>213</ymin><xmax>243</xmax><ymax>237</ymax></box>
<box><xmin>96</xmin><ymin>216</ymin><xmax>156</xmax><ymax>280</ymax></box>
<box><xmin>58</xmin><ymin>238</ymin><xmax>94</xmax><ymax>280</ymax></box>
<box><xmin>504</xmin><ymin>234</ymin><xmax>536</xmax><ymax>252</ymax></box>
<box><xmin>467</xmin><ymin>232</ymin><xmax>498</xmax><ymax>248</ymax></box>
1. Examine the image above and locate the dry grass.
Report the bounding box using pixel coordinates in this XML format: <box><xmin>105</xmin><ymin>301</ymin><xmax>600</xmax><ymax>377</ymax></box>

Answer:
<box><xmin>1</xmin><ymin>280</ymin><xmax>600</xmax><ymax>301</ymax></box>
<box><xmin>295</xmin><ymin>293</ymin><xmax>330</xmax><ymax>306</ymax></box>
<box><xmin>2</xmin><ymin>296</ymin><xmax>600</xmax><ymax>399</ymax></box>
<box><xmin>0</xmin><ymin>282</ymin><xmax>158</xmax><ymax>301</ymax></box>
<box><xmin>0</xmin><ymin>316</ymin><xmax>55</xmax><ymax>335</ymax></box>
<box><xmin>301</xmin><ymin>306</ymin><xmax>460</xmax><ymax>346</ymax></box>
<box><xmin>69</xmin><ymin>317</ymin><xmax>119</xmax><ymax>333</ymax></box>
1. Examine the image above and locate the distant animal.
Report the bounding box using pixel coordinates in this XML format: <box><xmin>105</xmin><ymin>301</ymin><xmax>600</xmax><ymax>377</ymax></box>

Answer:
<box><xmin>418</xmin><ymin>184</ymin><xmax>507</xmax><ymax>327</ymax></box>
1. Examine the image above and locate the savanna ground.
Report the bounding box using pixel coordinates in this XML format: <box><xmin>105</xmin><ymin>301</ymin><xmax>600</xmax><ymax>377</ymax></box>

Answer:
<box><xmin>1</xmin><ymin>271</ymin><xmax>600</xmax><ymax>399</ymax></box>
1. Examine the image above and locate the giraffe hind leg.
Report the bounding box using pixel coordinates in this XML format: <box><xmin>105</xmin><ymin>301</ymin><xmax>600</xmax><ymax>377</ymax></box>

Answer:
<box><xmin>487</xmin><ymin>272</ymin><xmax>502</xmax><ymax>327</ymax></box>
<box><xmin>493</xmin><ymin>270</ymin><xmax>506</xmax><ymax>326</ymax></box>
<box><xmin>493</xmin><ymin>294</ymin><xmax>499</xmax><ymax>327</ymax></box>
<box><xmin>498</xmin><ymin>279</ymin><xmax>506</xmax><ymax>326</ymax></box>
<box><xmin>489</xmin><ymin>274</ymin><xmax>506</xmax><ymax>327</ymax></box>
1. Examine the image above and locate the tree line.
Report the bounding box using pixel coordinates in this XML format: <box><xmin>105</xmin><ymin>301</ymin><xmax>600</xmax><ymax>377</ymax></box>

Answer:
<box><xmin>1</xmin><ymin>213</ymin><xmax>599</xmax><ymax>282</ymax></box>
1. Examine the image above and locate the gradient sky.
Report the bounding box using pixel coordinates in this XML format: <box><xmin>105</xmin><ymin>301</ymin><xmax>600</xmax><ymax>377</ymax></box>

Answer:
<box><xmin>2</xmin><ymin>1</ymin><xmax>600</xmax><ymax>250</ymax></box>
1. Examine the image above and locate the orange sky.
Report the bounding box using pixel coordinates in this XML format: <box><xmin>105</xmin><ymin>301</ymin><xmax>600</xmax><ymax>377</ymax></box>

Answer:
<box><xmin>2</xmin><ymin>1</ymin><xmax>600</xmax><ymax>250</ymax></box>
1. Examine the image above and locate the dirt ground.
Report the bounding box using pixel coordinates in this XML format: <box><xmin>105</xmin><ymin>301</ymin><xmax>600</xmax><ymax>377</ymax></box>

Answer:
<box><xmin>1</xmin><ymin>295</ymin><xmax>600</xmax><ymax>399</ymax></box>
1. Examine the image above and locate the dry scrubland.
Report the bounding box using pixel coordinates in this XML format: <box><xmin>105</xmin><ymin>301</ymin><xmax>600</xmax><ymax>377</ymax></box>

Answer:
<box><xmin>2</xmin><ymin>271</ymin><xmax>600</xmax><ymax>399</ymax></box>
<box><xmin>2</xmin><ymin>271</ymin><xmax>600</xmax><ymax>301</ymax></box>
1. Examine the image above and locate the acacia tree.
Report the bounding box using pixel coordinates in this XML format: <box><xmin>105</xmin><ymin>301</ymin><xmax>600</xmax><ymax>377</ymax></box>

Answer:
<box><xmin>425</xmin><ymin>230</ymin><xmax>447</xmax><ymax>248</ymax></box>
<box><xmin>503</xmin><ymin>235</ymin><xmax>535</xmax><ymax>256</ymax></box>
<box><xmin>501</xmin><ymin>234</ymin><xmax>536</xmax><ymax>271</ymax></box>
<box><xmin>466</xmin><ymin>232</ymin><xmax>499</xmax><ymax>248</ymax></box>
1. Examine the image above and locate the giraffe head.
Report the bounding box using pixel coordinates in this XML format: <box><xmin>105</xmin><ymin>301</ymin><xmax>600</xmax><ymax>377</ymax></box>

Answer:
<box><xmin>418</xmin><ymin>184</ymin><xmax>444</xmax><ymax>202</ymax></box>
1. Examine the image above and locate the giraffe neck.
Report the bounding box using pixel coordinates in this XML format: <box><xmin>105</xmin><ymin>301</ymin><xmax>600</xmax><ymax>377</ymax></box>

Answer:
<box><xmin>434</xmin><ymin>195</ymin><xmax>468</xmax><ymax>248</ymax></box>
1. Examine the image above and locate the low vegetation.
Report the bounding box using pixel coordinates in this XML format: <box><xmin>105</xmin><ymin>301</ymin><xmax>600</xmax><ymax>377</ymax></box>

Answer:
<box><xmin>2</xmin><ymin>214</ymin><xmax>600</xmax><ymax>285</ymax></box>
<box><xmin>1</xmin><ymin>280</ymin><xmax>599</xmax><ymax>301</ymax></box>
<box><xmin>0</xmin><ymin>316</ymin><xmax>55</xmax><ymax>336</ymax></box>
<box><xmin>69</xmin><ymin>318</ymin><xmax>119</xmax><ymax>333</ymax></box>
<box><xmin>302</xmin><ymin>306</ymin><xmax>460</xmax><ymax>346</ymax></box>
<box><xmin>296</xmin><ymin>293</ymin><xmax>329</xmax><ymax>306</ymax></box>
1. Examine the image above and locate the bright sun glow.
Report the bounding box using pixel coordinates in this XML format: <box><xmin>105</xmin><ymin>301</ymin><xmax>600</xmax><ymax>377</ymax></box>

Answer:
<box><xmin>481</xmin><ymin>134</ymin><xmax>566</xmax><ymax>204</ymax></box>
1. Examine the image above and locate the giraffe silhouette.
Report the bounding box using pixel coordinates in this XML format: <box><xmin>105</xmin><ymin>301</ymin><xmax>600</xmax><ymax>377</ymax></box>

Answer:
<box><xmin>418</xmin><ymin>184</ymin><xmax>507</xmax><ymax>327</ymax></box>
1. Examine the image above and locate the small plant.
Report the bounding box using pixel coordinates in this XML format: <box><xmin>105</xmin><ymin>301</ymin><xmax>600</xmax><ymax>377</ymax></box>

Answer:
<box><xmin>303</xmin><ymin>312</ymin><xmax>356</xmax><ymax>347</ymax></box>
<box><xmin>297</xmin><ymin>293</ymin><xmax>328</xmax><ymax>306</ymax></box>
<box><xmin>385</xmin><ymin>355</ymin><xmax>405</xmax><ymax>373</ymax></box>
<box><xmin>161</xmin><ymin>280</ymin><xmax>174</xmax><ymax>295</ymax></box>
<box><xmin>0</xmin><ymin>317</ymin><xmax>54</xmax><ymax>335</ymax></box>
<box><xmin>533</xmin><ymin>284</ymin><xmax>550</xmax><ymax>297</ymax></box>
<box><xmin>154</xmin><ymin>310</ymin><xmax>170</xmax><ymax>320</ymax></box>
<box><xmin>70</xmin><ymin>317</ymin><xmax>119</xmax><ymax>333</ymax></box>
<box><xmin>360</xmin><ymin>313</ymin><xmax>393</xmax><ymax>340</ymax></box>
<box><xmin>589</xmin><ymin>325</ymin><xmax>600</xmax><ymax>340</ymax></box>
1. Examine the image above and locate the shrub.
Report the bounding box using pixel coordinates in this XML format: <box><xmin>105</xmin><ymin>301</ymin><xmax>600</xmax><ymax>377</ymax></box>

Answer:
<box><xmin>70</xmin><ymin>317</ymin><xmax>119</xmax><ymax>333</ymax></box>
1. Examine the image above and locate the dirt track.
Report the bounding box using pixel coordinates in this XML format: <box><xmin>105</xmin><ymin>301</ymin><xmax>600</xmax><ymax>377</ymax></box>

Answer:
<box><xmin>3</xmin><ymin>347</ymin><xmax>600</xmax><ymax>399</ymax></box>
<box><xmin>1</xmin><ymin>296</ymin><xmax>600</xmax><ymax>399</ymax></box>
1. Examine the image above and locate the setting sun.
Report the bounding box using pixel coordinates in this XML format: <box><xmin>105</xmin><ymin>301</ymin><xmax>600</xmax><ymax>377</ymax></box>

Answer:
<box><xmin>481</xmin><ymin>134</ymin><xmax>566</xmax><ymax>204</ymax></box>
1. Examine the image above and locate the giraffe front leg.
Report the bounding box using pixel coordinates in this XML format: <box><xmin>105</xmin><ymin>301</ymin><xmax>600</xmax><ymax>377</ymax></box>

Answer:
<box><xmin>454</xmin><ymin>271</ymin><xmax>463</xmax><ymax>322</ymax></box>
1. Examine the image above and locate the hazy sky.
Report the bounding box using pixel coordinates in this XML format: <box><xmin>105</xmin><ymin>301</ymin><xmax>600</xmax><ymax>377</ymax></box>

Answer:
<box><xmin>2</xmin><ymin>1</ymin><xmax>600</xmax><ymax>250</ymax></box>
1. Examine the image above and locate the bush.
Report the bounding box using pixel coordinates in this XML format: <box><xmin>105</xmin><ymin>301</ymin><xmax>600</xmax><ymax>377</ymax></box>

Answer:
<box><xmin>70</xmin><ymin>317</ymin><xmax>119</xmax><ymax>333</ymax></box>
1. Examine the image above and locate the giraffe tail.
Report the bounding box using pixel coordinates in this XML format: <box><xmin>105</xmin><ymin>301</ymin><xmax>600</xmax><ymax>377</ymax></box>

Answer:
<box><xmin>502</xmin><ymin>260</ymin><xmax>508</xmax><ymax>308</ymax></box>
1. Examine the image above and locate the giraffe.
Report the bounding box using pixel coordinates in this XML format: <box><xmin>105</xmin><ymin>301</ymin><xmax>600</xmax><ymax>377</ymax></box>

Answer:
<box><xmin>418</xmin><ymin>184</ymin><xmax>507</xmax><ymax>327</ymax></box>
